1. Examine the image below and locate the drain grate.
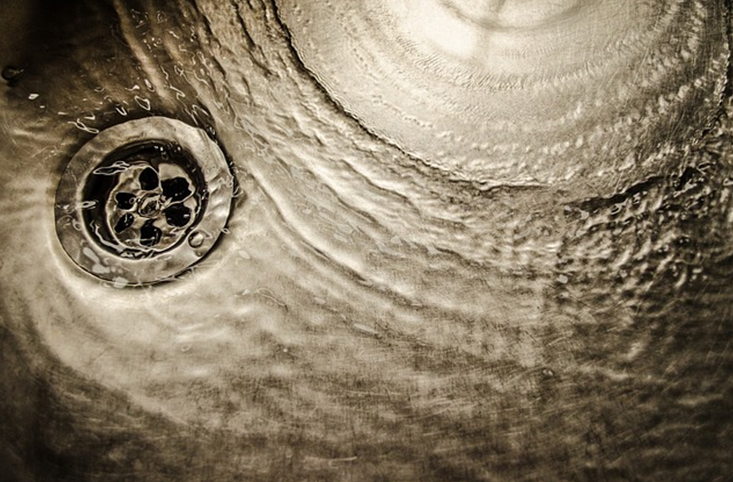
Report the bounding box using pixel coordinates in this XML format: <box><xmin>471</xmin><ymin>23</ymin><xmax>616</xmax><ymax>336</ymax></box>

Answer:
<box><xmin>55</xmin><ymin>117</ymin><xmax>234</xmax><ymax>285</ymax></box>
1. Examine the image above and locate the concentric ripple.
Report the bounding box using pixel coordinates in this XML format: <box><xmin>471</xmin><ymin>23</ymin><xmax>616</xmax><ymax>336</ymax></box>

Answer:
<box><xmin>276</xmin><ymin>0</ymin><xmax>728</xmax><ymax>191</ymax></box>
<box><xmin>2</xmin><ymin>1</ymin><xmax>733</xmax><ymax>480</ymax></box>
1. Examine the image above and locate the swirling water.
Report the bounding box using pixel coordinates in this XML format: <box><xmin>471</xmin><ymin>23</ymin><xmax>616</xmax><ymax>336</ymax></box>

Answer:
<box><xmin>1</xmin><ymin>1</ymin><xmax>732</xmax><ymax>481</ymax></box>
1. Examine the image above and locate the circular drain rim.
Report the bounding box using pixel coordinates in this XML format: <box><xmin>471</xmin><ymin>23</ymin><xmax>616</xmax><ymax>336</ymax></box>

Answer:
<box><xmin>55</xmin><ymin>117</ymin><xmax>233</xmax><ymax>285</ymax></box>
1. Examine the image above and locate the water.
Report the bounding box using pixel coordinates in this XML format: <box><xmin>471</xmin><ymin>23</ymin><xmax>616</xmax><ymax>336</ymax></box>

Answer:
<box><xmin>1</xmin><ymin>1</ymin><xmax>732</xmax><ymax>481</ymax></box>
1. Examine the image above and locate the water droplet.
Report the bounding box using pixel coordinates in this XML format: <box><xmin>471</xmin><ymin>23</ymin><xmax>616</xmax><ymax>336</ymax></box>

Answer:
<box><xmin>2</xmin><ymin>66</ymin><xmax>23</xmax><ymax>82</ymax></box>
<box><xmin>134</xmin><ymin>95</ymin><xmax>151</xmax><ymax>111</ymax></box>
<box><xmin>188</xmin><ymin>231</ymin><xmax>205</xmax><ymax>248</ymax></box>
<box><xmin>68</xmin><ymin>120</ymin><xmax>99</xmax><ymax>134</ymax></box>
<box><xmin>82</xmin><ymin>247</ymin><xmax>100</xmax><ymax>263</ymax></box>
<box><xmin>112</xmin><ymin>277</ymin><xmax>129</xmax><ymax>289</ymax></box>
<box><xmin>93</xmin><ymin>160</ymin><xmax>130</xmax><ymax>175</ymax></box>
<box><xmin>91</xmin><ymin>263</ymin><xmax>111</xmax><ymax>274</ymax></box>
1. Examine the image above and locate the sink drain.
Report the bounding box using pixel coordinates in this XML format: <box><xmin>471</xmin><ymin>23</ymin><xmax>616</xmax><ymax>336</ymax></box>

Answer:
<box><xmin>55</xmin><ymin>117</ymin><xmax>234</xmax><ymax>285</ymax></box>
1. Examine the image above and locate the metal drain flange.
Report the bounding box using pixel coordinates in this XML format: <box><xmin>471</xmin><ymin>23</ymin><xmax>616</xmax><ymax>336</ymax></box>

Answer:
<box><xmin>55</xmin><ymin>117</ymin><xmax>234</xmax><ymax>285</ymax></box>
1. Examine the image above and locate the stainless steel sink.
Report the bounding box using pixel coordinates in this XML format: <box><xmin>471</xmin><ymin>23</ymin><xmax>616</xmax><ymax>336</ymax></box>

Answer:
<box><xmin>1</xmin><ymin>1</ymin><xmax>732</xmax><ymax>481</ymax></box>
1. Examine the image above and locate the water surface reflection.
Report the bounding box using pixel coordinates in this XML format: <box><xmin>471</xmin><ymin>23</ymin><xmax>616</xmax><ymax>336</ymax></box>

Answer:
<box><xmin>1</xmin><ymin>1</ymin><xmax>732</xmax><ymax>481</ymax></box>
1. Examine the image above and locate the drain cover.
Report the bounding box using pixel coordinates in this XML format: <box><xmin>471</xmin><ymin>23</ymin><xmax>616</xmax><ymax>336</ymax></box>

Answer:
<box><xmin>55</xmin><ymin>117</ymin><xmax>234</xmax><ymax>285</ymax></box>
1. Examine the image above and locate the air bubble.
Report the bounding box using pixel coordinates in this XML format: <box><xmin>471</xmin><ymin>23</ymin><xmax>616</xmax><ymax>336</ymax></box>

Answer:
<box><xmin>188</xmin><ymin>231</ymin><xmax>205</xmax><ymax>248</ymax></box>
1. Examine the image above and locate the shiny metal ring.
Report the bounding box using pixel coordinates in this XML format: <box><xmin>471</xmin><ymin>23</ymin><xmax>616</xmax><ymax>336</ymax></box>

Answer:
<box><xmin>55</xmin><ymin>117</ymin><xmax>233</xmax><ymax>285</ymax></box>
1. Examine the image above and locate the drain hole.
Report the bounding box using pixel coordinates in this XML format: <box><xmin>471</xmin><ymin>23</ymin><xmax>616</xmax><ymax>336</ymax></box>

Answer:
<box><xmin>80</xmin><ymin>140</ymin><xmax>206</xmax><ymax>257</ymax></box>
<box><xmin>139</xmin><ymin>166</ymin><xmax>159</xmax><ymax>190</ymax></box>
<box><xmin>165</xmin><ymin>204</ymin><xmax>192</xmax><ymax>227</ymax></box>
<box><xmin>115</xmin><ymin>192</ymin><xmax>136</xmax><ymax>210</ymax></box>
<box><xmin>114</xmin><ymin>213</ymin><xmax>135</xmax><ymax>233</ymax></box>
<box><xmin>140</xmin><ymin>220</ymin><xmax>163</xmax><ymax>247</ymax></box>
<box><xmin>55</xmin><ymin>117</ymin><xmax>235</xmax><ymax>285</ymax></box>
<box><xmin>162</xmin><ymin>177</ymin><xmax>192</xmax><ymax>202</ymax></box>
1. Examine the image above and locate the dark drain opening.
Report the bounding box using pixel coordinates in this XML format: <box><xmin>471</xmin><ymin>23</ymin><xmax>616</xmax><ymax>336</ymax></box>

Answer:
<box><xmin>81</xmin><ymin>141</ymin><xmax>208</xmax><ymax>259</ymax></box>
<box><xmin>55</xmin><ymin>117</ymin><xmax>235</xmax><ymax>285</ymax></box>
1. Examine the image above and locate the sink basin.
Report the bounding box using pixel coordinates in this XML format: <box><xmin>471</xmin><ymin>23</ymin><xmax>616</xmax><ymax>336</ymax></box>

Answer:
<box><xmin>1</xmin><ymin>1</ymin><xmax>732</xmax><ymax>481</ymax></box>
